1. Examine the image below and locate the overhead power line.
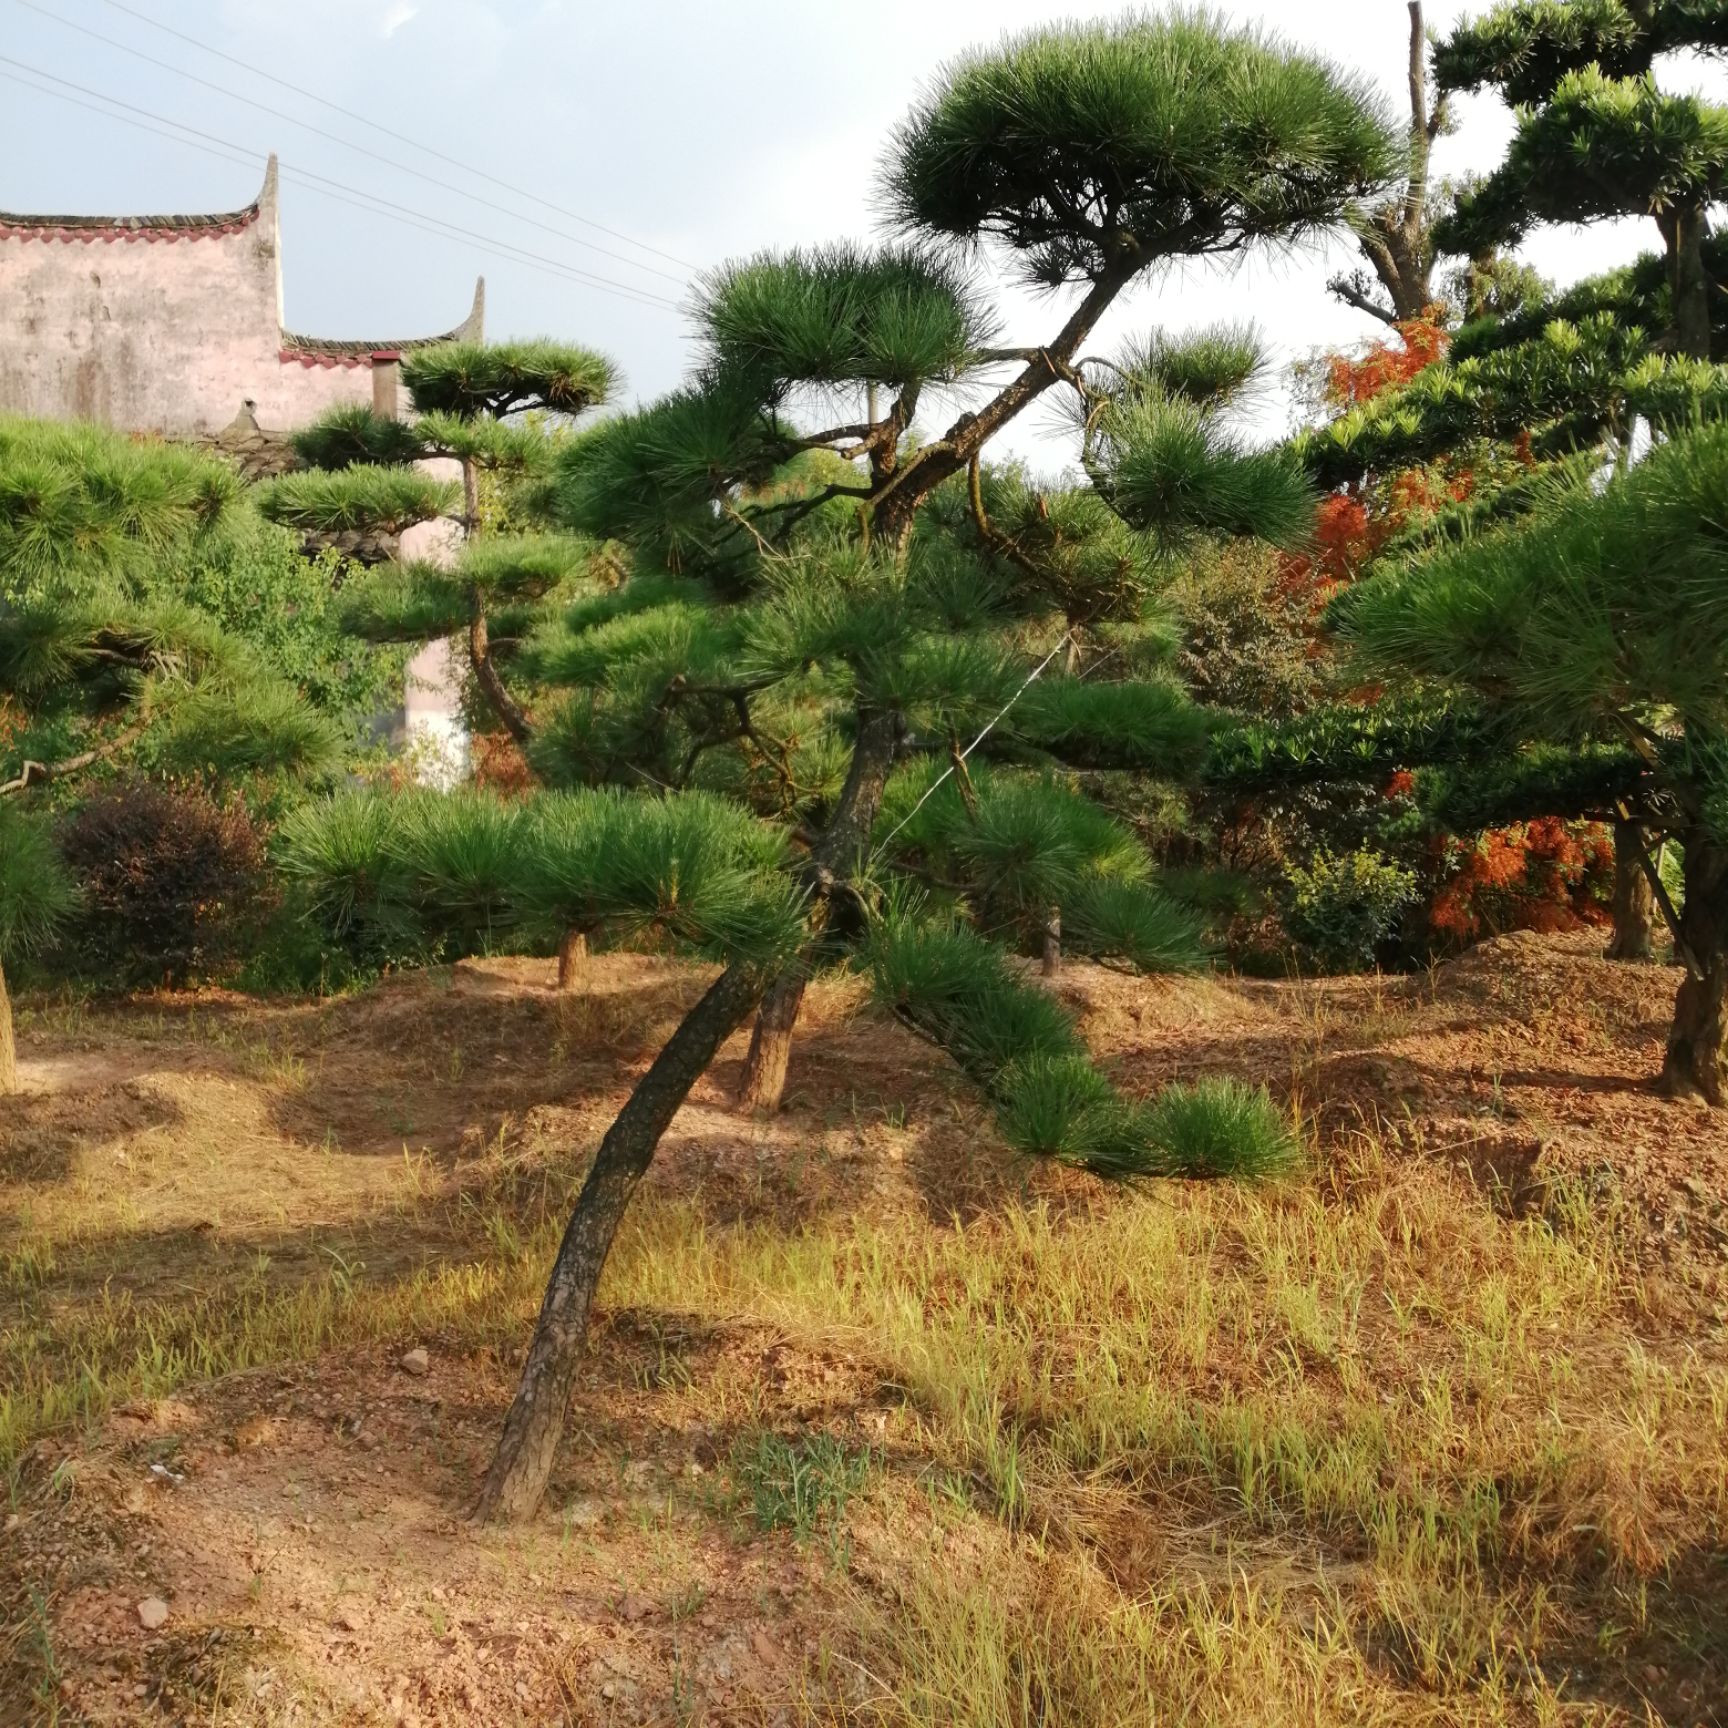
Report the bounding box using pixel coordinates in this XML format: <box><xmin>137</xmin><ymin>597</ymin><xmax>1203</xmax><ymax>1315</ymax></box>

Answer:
<box><xmin>88</xmin><ymin>0</ymin><xmax>699</xmax><ymax>274</ymax></box>
<box><xmin>0</xmin><ymin>59</ymin><xmax>687</xmax><ymax>316</ymax></box>
<box><xmin>14</xmin><ymin>0</ymin><xmax>694</xmax><ymax>290</ymax></box>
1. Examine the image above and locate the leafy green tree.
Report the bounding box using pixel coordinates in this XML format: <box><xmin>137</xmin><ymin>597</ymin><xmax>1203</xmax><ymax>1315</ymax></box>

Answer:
<box><xmin>283</xmin><ymin>11</ymin><xmax>1393</xmax><ymax>1523</ymax></box>
<box><xmin>1346</xmin><ymin>420</ymin><xmax>1728</xmax><ymax>1100</ymax></box>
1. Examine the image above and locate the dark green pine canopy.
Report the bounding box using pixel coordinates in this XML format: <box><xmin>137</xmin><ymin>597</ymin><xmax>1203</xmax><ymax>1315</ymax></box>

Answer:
<box><xmin>1436</xmin><ymin>67</ymin><xmax>1728</xmax><ymax>256</ymax></box>
<box><xmin>882</xmin><ymin>9</ymin><xmax>1398</xmax><ymax>286</ymax></box>
<box><xmin>1434</xmin><ymin>0</ymin><xmax>1728</xmax><ymax>107</ymax></box>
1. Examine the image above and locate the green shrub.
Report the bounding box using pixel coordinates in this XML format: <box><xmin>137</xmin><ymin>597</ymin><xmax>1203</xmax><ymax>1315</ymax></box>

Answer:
<box><xmin>1282</xmin><ymin>846</ymin><xmax>1416</xmax><ymax>973</ymax></box>
<box><xmin>1142</xmin><ymin>1077</ymin><xmax>1299</xmax><ymax>1180</ymax></box>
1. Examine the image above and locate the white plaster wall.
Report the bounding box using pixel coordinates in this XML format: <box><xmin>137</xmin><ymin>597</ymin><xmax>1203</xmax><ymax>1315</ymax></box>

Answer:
<box><xmin>0</xmin><ymin>223</ymin><xmax>281</xmax><ymax>437</ymax></box>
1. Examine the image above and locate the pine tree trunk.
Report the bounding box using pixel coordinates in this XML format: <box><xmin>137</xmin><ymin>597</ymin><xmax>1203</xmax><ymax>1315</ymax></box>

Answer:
<box><xmin>477</xmin><ymin>709</ymin><xmax>903</xmax><ymax>1523</ymax></box>
<box><xmin>1041</xmin><ymin>906</ymin><xmax>1062</xmax><ymax>978</ymax></box>
<box><xmin>1606</xmin><ymin>820</ymin><xmax>1655</xmax><ymax>962</ymax></box>
<box><xmin>0</xmin><ymin>955</ymin><xmax>16</xmax><ymax>1097</ymax></box>
<box><xmin>1660</xmin><ymin>835</ymin><xmax>1728</xmax><ymax>1105</ymax></box>
<box><xmin>556</xmin><ymin>928</ymin><xmax>588</xmax><ymax>992</ymax></box>
<box><xmin>734</xmin><ymin>708</ymin><xmax>903</xmax><ymax>1114</ymax></box>
<box><xmin>467</xmin><ymin>588</ymin><xmax>534</xmax><ymax>749</ymax></box>
<box><xmin>474</xmin><ymin>961</ymin><xmax>769</xmax><ymax>1524</ymax></box>
<box><xmin>1668</xmin><ymin>201</ymin><xmax>1713</xmax><ymax>362</ymax></box>
<box><xmin>736</xmin><ymin>971</ymin><xmax>805</xmax><ymax>1113</ymax></box>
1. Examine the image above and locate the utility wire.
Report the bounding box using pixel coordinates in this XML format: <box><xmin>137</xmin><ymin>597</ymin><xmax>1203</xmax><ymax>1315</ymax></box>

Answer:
<box><xmin>0</xmin><ymin>61</ymin><xmax>685</xmax><ymax>315</ymax></box>
<box><xmin>88</xmin><ymin>0</ymin><xmax>700</xmax><ymax>274</ymax></box>
<box><xmin>871</xmin><ymin>633</ymin><xmax>1076</xmax><ymax>862</ymax></box>
<box><xmin>14</xmin><ymin>0</ymin><xmax>693</xmax><ymax>289</ymax></box>
<box><xmin>0</xmin><ymin>64</ymin><xmax>261</xmax><ymax>175</ymax></box>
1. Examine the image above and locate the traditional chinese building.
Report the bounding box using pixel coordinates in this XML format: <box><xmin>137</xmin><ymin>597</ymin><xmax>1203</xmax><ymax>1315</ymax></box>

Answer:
<box><xmin>0</xmin><ymin>156</ymin><xmax>483</xmax><ymax>437</ymax></box>
<box><xmin>0</xmin><ymin>154</ymin><xmax>478</xmax><ymax>780</ymax></box>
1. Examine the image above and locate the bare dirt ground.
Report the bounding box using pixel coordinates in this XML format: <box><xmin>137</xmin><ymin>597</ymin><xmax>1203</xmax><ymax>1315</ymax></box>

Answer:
<box><xmin>3</xmin><ymin>936</ymin><xmax>1725</xmax><ymax>1726</ymax></box>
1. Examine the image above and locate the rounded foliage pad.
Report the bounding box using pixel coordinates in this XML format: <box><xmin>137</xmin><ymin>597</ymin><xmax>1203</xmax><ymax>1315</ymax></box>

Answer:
<box><xmin>883</xmin><ymin>9</ymin><xmax>1396</xmax><ymax>287</ymax></box>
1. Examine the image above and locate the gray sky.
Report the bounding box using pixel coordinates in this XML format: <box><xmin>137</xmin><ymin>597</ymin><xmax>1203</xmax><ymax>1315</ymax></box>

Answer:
<box><xmin>3</xmin><ymin>0</ymin><xmax>1722</xmax><ymax>467</ymax></box>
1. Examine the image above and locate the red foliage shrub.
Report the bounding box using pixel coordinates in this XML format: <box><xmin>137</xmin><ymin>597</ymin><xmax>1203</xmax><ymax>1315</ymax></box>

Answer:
<box><xmin>1429</xmin><ymin>818</ymin><xmax>1614</xmax><ymax>943</ymax></box>
<box><xmin>58</xmin><ymin>780</ymin><xmax>272</xmax><ymax>988</ymax></box>
<box><xmin>471</xmin><ymin>730</ymin><xmax>535</xmax><ymax>797</ymax></box>
<box><xmin>1325</xmin><ymin>314</ymin><xmax>1449</xmax><ymax>407</ymax></box>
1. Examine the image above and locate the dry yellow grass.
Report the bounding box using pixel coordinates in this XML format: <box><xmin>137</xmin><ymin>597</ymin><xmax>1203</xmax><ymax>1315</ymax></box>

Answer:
<box><xmin>3</xmin><ymin>949</ymin><xmax>1726</xmax><ymax>1724</ymax></box>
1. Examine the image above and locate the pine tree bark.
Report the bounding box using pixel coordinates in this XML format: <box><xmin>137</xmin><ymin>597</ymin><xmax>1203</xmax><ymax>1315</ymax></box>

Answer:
<box><xmin>1661</xmin><ymin>835</ymin><xmax>1728</xmax><ymax>1105</ymax></box>
<box><xmin>1606</xmin><ymin>820</ymin><xmax>1655</xmax><ymax>962</ymax></box>
<box><xmin>556</xmin><ymin>928</ymin><xmax>588</xmax><ymax>991</ymax></box>
<box><xmin>734</xmin><ymin>708</ymin><xmax>903</xmax><ymax>1113</ymax></box>
<box><xmin>1666</xmin><ymin>201</ymin><xmax>1713</xmax><ymax>362</ymax></box>
<box><xmin>1041</xmin><ymin>906</ymin><xmax>1062</xmax><ymax>978</ymax></box>
<box><xmin>736</xmin><ymin>970</ymin><xmax>805</xmax><ymax>1112</ymax></box>
<box><xmin>0</xmin><ymin>955</ymin><xmax>15</xmax><ymax>1096</ymax></box>
<box><xmin>474</xmin><ymin>960</ymin><xmax>769</xmax><ymax>1523</ymax></box>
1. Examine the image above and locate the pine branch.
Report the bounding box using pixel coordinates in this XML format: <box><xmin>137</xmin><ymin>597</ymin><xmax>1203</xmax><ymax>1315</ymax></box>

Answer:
<box><xmin>0</xmin><ymin>714</ymin><xmax>152</xmax><ymax>798</ymax></box>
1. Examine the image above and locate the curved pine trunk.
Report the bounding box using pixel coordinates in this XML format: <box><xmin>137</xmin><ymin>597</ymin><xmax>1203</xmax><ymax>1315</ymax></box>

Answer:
<box><xmin>1605</xmin><ymin>821</ymin><xmax>1655</xmax><ymax>963</ymax></box>
<box><xmin>474</xmin><ymin>962</ymin><xmax>769</xmax><ymax>1523</ymax></box>
<box><xmin>1660</xmin><ymin>836</ymin><xmax>1728</xmax><ymax>1105</ymax></box>
<box><xmin>556</xmin><ymin>928</ymin><xmax>588</xmax><ymax>992</ymax></box>
<box><xmin>736</xmin><ymin>971</ymin><xmax>806</xmax><ymax>1113</ymax></box>
<box><xmin>477</xmin><ymin>710</ymin><xmax>903</xmax><ymax>1523</ymax></box>
<box><xmin>0</xmin><ymin>955</ymin><xmax>15</xmax><ymax>1096</ymax></box>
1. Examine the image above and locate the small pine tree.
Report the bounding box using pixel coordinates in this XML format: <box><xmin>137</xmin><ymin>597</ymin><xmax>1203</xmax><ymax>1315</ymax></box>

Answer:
<box><xmin>282</xmin><ymin>11</ymin><xmax>1392</xmax><ymax>1523</ymax></box>
<box><xmin>260</xmin><ymin>339</ymin><xmax>619</xmax><ymax>753</ymax></box>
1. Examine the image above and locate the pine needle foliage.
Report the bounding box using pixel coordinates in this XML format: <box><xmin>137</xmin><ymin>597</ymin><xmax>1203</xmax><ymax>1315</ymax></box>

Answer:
<box><xmin>400</xmin><ymin>339</ymin><xmax>621</xmax><ymax>419</ymax></box>
<box><xmin>253</xmin><ymin>466</ymin><xmax>461</xmax><ymax>537</ymax></box>
<box><xmin>0</xmin><ymin>804</ymin><xmax>76</xmax><ymax>958</ymax></box>
<box><xmin>1432</xmin><ymin>1</ymin><xmax>1728</xmax><ymax>363</ymax></box>
<box><xmin>0</xmin><ymin>416</ymin><xmax>238</xmax><ymax>601</ymax></box>
<box><xmin>1438</xmin><ymin>67</ymin><xmax>1728</xmax><ymax>257</ymax></box>
<box><xmin>553</xmin><ymin>383</ymin><xmax>785</xmax><ymax>573</ymax></box>
<box><xmin>1344</xmin><ymin>421</ymin><xmax>1728</xmax><ymax>1097</ymax></box>
<box><xmin>1088</xmin><ymin>394</ymin><xmax>1314</xmax><ymax>548</ymax></box>
<box><xmin>1105</xmin><ymin>323</ymin><xmax>1272</xmax><ymax>409</ymax></box>
<box><xmin>290</xmin><ymin>403</ymin><xmax>427</xmax><ymax>471</ymax></box>
<box><xmin>699</xmin><ymin>244</ymin><xmax>998</xmax><ymax>394</ymax></box>
<box><xmin>1141</xmin><ymin>1077</ymin><xmax>1299</xmax><ymax>1179</ymax></box>
<box><xmin>883</xmin><ymin>9</ymin><xmax>1397</xmax><ymax>286</ymax></box>
<box><xmin>1434</xmin><ymin>0</ymin><xmax>1728</xmax><ymax>108</ymax></box>
<box><xmin>1</xmin><ymin>418</ymin><xmax>351</xmax><ymax>803</ymax></box>
<box><xmin>278</xmin><ymin>786</ymin><xmax>806</xmax><ymax>969</ymax></box>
